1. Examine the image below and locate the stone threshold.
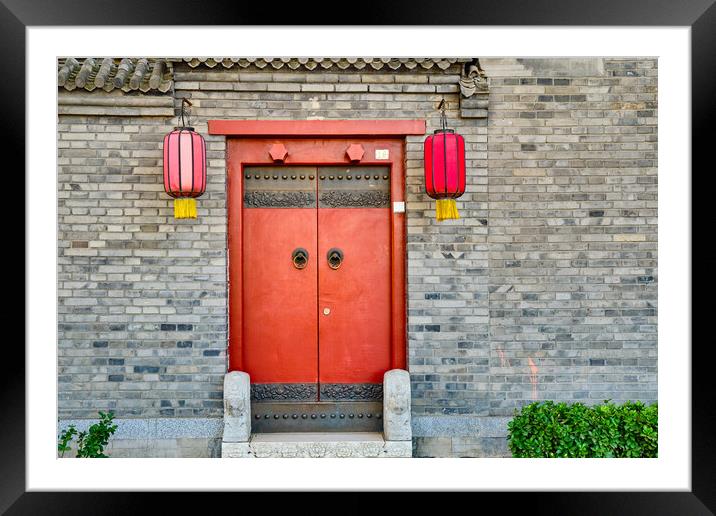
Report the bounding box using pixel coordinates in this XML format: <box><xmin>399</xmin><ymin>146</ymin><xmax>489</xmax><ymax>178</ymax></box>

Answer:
<box><xmin>222</xmin><ymin>432</ymin><xmax>412</xmax><ymax>458</ymax></box>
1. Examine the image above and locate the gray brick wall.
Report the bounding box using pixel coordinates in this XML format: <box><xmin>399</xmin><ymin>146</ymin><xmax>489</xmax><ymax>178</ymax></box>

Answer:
<box><xmin>483</xmin><ymin>58</ymin><xmax>657</xmax><ymax>417</ymax></box>
<box><xmin>57</xmin><ymin>58</ymin><xmax>657</xmax><ymax>457</ymax></box>
<box><xmin>58</xmin><ymin>102</ymin><xmax>229</xmax><ymax>419</ymax></box>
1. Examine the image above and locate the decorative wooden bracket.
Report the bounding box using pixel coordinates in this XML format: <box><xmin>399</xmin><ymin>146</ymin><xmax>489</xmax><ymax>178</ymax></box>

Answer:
<box><xmin>269</xmin><ymin>143</ymin><xmax>289</xmax><ymax>162</ymax></box>
<box><xmin>346</xmin><ymin>143</ymin><xmax>365</xmax><ymax>162</ymax></box>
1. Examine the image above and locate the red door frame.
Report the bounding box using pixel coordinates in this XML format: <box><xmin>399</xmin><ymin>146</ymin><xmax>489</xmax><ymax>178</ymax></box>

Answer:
<box><xmin>210</xmin><ymin>119</ymin><xmax>426</xmax><ymax>376</ymax></box>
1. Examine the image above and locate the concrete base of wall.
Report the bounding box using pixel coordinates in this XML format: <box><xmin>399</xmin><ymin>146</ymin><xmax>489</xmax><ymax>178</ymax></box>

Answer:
<box><xmin>62</xmin><ymin>434</ymin><xmax>505</xmax><ymax>458</ymax></box>
<box><xmin>411</xmin><ymin>415</ymin><xmax>512</xmax><ymax>457</ymax></box>
<box><xmin>107</xmin><ymin>437</ymin><xmax>222</xmax><ymax>458</ymax></box>
<box><xmin>58</xmin><ymin>415</ymin><xmax>512</xmax><ymax>458</ymax></box>
<box><xmin>412</xmin><ymin>436</ymin><xmax>510</xmax><ymax>457</ymax></box>
<box><xmin>58</xmin><ymin>418</ymin><xmax>223</xmax><ymax>458</ymax></box>
<box><xmin>58</xmin><ymin>437</ymin><xmax>221</xmax><ymax>458</ymax></box>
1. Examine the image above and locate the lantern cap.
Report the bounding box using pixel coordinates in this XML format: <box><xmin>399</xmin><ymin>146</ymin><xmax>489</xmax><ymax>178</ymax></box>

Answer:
<box><xmin>173</xmin><ymin>126</ymin><xmax>196</xmax><ymax>132</ymax></box>
<box><xmin>432</xmin><ymin>128</ymin><xmax>455</xmax><ymax>135</ymax></box>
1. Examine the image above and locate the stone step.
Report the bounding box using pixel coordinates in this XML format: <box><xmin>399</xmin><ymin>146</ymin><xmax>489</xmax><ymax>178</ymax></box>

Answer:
<box><xmin>222</xmin><ymin>432</ymin><xmax>412</xmax><ymax>458</ymax></box>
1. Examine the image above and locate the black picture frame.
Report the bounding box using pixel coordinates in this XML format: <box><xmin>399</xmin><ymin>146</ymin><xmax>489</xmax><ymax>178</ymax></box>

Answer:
<box><xmin>10</xmin><ymin>0</ymin><xmax>713</xmax><ymax>512</ymax></box>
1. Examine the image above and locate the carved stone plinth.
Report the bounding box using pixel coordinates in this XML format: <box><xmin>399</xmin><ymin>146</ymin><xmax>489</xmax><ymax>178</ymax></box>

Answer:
<box><xmin>220</xmin><ymin>369</ymin><xmax>415</xmax><ymax>458</ymax></box>
<box><xmin>222</xmin><ymin>371</ymin><xmax>251</xmax><ymax>443</ymax></box>
<box><xmin>221</xmin><ymin>432</ymin><xmax>412</xmax><ymax>458</ymax></box>
<box><xmin>383</xmin><ymin>369</ymin><xmax>412</xmax><ymax>442</ymax></box>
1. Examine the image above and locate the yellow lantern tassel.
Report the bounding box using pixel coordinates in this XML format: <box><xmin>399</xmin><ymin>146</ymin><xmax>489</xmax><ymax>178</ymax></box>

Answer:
<box><xmin>174</xmin><ymin>198</ymin><xmax>197</xmax><ymax>219</ymax></box>
<box><xmin>436</xmin><ymin>199</ymin><xmax>459</xmax><ymax>221</ymax></box>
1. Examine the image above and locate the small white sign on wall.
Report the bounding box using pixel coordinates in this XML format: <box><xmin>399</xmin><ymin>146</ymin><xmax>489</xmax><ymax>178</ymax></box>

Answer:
<box><xmin>375</xmin><ymin>149</ymin><xmax>389</xmax><ymax>160</ymax></box>
<box><xmin>393</xmin><ymin>201</ymin><xmax>405</xmax><ymax>213</ymax></box>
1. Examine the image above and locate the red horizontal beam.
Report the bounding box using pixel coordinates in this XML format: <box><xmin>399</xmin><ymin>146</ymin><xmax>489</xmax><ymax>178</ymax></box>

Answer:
<box><xmin>208</xmin><ymin>119</ymin><xmax>426</xmax><ymax>137</ymax></box>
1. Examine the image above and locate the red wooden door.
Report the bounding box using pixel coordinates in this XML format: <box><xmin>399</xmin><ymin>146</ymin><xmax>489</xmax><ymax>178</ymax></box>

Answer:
<box><xmin>317</xmin><ymin>166</ymin><xmax>392</xmax><ymax>392</ymax></box>
<box><xmin>242</xmin><ymin>166</ymin><xmax>320</xmax><ymax>400</ymax></box>
<box><xmin>227</xmin><ymin>136</ymin><xmax>407</xmax><ymax>407</ymax></box>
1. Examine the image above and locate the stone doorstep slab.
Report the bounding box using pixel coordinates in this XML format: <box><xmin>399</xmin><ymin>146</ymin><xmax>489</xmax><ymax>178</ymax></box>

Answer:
<box><xmin>222</xmin><ymin>432</ymin><xmax>412</xmax><ymax>458</ymax></box>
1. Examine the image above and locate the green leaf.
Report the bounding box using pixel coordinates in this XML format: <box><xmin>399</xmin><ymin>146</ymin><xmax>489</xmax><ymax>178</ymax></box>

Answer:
<box><xmin>507</xmin><ymin>400</ymin><xmax>657</xmax><ymax>458</ymax></box>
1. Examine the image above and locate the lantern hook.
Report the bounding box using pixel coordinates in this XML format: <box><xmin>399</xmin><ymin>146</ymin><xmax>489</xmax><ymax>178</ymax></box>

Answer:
<box><xmin>180</xmin><ymin>98</ymin><xmax>193</xmax><ymax>128</ymax></box>
<box><xmin>438</xmin><ymin>97</ymin><xmax>447</xmax><ymax>132</ymax></box>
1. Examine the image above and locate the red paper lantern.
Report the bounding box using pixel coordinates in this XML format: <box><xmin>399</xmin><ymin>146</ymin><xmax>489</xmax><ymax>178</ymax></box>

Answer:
<box><xmin>424</xmin><ymin>102</ymin><xmax>466</xmax><ymax>221</ymax></box>
<box><xmin>163</xmin><ymin>100</ymin><xmax>206</xmax><ymax>219</ymax></box>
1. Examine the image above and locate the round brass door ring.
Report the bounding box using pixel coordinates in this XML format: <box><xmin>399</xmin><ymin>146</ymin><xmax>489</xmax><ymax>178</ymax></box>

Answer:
<box><xmin>327</xmin><ymin>248</ymin><xmax>344</xmax><ymax>270</ymax></box>
<box><xmin>292</xmin><ymin>248</ymin><xmax>309</xmax><ymax>269</ymax></box>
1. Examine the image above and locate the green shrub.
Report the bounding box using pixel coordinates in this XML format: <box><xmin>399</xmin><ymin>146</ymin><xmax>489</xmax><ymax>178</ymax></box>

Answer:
<box><xmin>507</xmin><ymin>400</ymin><xmax>657</xmax><ymax>458</ymax></box>
<box><xmin>58</xmin><ymin>411</ymin><xmax>118</xmax><ymax>458</ymax></box>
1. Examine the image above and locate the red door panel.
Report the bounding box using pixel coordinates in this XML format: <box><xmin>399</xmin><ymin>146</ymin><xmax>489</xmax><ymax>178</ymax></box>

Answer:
<box><xmin>242</xmin><ymin>204</ymin><xmax>318</xmax><ymax>384</ymax></box>
<box><xmin>317</xmin><ymin>166</ymin><xmax>392</xmax><ymax>385</ymax></box>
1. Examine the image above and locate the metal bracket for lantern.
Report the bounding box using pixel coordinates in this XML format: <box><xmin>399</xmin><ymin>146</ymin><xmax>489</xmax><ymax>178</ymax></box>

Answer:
<box><xmin>438</xmin><ymin>98</ymin><xmax>447</xmax><ymax>131</ymax></box>
<box><xmin>179</xmin><ymin>98</ymin><xmax>192</xmax><ymax>128</ymax></box>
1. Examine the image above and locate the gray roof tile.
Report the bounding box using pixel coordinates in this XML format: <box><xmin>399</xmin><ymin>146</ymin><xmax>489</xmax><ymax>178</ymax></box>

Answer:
<box><xmin>58</xmin><ymin>58</ymin><xmax>173</xmax><ymax>93</ymax></box>
<box><xmin>180</xmin><ymin>57</ymin><xmax>470</xmax><ymax>71</ymax></box>
<box><xmin>58</xmin><ymin>57</ymin><xmax>472</xmax><ymax>94</ymax></box>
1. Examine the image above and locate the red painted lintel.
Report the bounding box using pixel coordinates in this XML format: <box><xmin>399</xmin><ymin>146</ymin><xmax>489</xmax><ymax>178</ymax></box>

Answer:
<box><xmin>208</xmin><ymin>119</ymin><xmax>426</xmax><ymax>137</ymax></box>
